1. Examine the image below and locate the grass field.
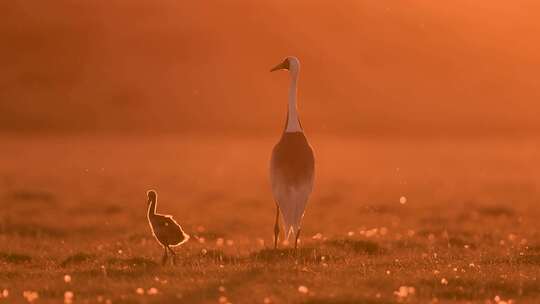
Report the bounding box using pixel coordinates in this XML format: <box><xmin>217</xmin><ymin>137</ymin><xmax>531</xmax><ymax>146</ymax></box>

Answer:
<box><xmin>0</xmin><ymin>135</ymin><xmax>539</xmax><ymax>303</ymax></box>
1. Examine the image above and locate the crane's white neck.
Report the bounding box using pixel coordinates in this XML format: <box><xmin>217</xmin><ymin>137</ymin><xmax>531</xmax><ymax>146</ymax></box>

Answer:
<box><xmin>286</xmin><ymin>68</ymin><xmax>302</xmax><ymax>133</ymax></box>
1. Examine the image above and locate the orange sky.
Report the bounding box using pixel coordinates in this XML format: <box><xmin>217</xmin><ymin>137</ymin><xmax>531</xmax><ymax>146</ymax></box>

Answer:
<box><xmin>1</xmin><ymin>0</ymin><xmax>539</xmax><ymax>136</ymax></box>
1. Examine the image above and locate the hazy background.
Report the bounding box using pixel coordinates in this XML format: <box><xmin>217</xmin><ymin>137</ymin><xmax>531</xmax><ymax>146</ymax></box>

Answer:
<box><xmin>1</xmin><ymin>3</ymin><xmax>540</xmax><ymax>302</ymax></box>
<box><xmin>1</xmin><ymin>0</ymin><xmax>539</xmax><ymax>137</ymax></box>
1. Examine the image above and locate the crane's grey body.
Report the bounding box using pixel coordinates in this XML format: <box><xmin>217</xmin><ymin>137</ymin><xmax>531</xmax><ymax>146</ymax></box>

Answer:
<box><xmin>270</xmin><ymin>131</ymin><xmax>315</xmax><ymax>239</ymax></box>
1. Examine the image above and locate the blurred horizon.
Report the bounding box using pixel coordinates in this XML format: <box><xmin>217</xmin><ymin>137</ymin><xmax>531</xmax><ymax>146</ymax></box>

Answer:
<box><xmin>1</xmin><ymin>0</ymin><xmax>539</xmax><ymax>137</ymax></box>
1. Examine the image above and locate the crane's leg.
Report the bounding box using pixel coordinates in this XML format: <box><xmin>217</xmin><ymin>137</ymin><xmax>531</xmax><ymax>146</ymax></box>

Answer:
<box><xmin>167</xmin><ymin>246</ymin><xmax>176</xmax><ymax>266</ymax></box>
<box><xmin>161</xmin><ymin>246</ymin><xmax>168</xmax><ymax>266</ymax></box>
<box><xmin>273</xmin><ymin>204</ymin><xmax>280</xmax><ymax>249</ymax></box>
<box><xmin>294</xmin><ymin>229</ymin><xmax>302</xmax><ymax>252</ymax></box>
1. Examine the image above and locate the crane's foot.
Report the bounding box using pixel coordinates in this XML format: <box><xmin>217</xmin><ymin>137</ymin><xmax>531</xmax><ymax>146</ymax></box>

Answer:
<box><xmin>273</xmin><ymin>204</ymin><xmax>280</xmax><ymax>250</ymax></box>
<box><xmin>168</xmin><ymin>246</ymin><xmax>176</xmax><ymax>266</ymax></box>
<box><xmin>273</xmin><ymin>226</ymin><xmax>280</xmax><ymax>250</ymax></box>
<box><xmin>294</xmin><ymin>229</ymin><xmax>301</xmax><ymax>256</ymax></box>
<box><xmin>161</xmin><ymin>247</ymin><xmax>169</xmax><ymax>266</ymax></box>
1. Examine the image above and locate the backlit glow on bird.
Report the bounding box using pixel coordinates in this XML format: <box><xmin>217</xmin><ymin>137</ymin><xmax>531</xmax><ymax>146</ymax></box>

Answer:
<box><xmin>146</xmin><ymin>190</ymin><xmax>190</xmax><ymax>266</ymax></box>
<box><xmin>270</xmin><ymin>57</ymin><xmax>315</xmax><ymax>251</ymax></box>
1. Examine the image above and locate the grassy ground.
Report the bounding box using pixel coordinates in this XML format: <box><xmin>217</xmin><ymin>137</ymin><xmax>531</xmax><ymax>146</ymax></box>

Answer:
<box><xmin>0</xmin><ymin>135</ymin><xmax>539</xmax><ymax>303</ymax></box>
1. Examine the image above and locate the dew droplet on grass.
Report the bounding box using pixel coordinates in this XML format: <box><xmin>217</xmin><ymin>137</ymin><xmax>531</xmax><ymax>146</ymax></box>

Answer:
<box><xmin>394</xmin><ymin>286</ymin><xmax>415</xmax><ymax>299</ymax></box>
<box><xmin>135</xmin><ymin>288</ymin><xmax>144</xmax><ymax>295</ymax></box>
<box><xmin>312</xmin><ymin>233</ymin><xmax>323</xmax><ymax>240</ymax></box>
<box><xmin>64</xmin><ymin>274</ymin><xmax>72</xmax><ymax>283</ymax></box>
<box><xmin>298</xmin><ymin>286</ymin><xmax>309</xmax><ymax>294</ymax></box>
<box><xmin>23</xmin><ymin>291</ymin><xmax>39</xmax><ymax>303</ymax></box>
<box><xmin>365</xmin><ymin>228</ymin><xmax>378</xmax><ymax>237</ymax></box>
<box><xmin>64</xmin><ymin>291</ymin><xmax>74</xmax><ymax>304</ymax></box>
<box><xmin>399</xmin><ymin>196</ymin><xmax>407</xmax><ymax>204</ymax></box>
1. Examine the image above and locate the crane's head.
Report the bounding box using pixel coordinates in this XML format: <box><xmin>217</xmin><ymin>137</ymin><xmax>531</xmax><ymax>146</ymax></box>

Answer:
<box><xmin>146</xmin><ymin>190</ymin><xmax>157</xmax><ymax>203</ymax></box>
<box><xmin>270</xmin><ymin>56</ymin><xmax>300</xmax><ymax>74</ymax></box>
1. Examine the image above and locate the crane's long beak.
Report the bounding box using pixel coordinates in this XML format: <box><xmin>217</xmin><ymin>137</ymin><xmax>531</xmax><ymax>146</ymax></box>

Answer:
<box><xmin>270</xmin><ymin>61</ymin><xmax>289</xmax><ymax>72</ymax></box>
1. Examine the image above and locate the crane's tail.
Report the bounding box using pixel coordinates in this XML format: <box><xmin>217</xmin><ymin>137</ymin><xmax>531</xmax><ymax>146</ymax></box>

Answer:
<box><xmin>283</xmin><ymin>223</ymin><xmax>298</xmax><ymax>241</ymax></box>
<box><xmin>274</xmin><ymin>184</ymin><xmax>312</xmax><ymax>242</ymax></box>
<box><xmin>280</xmin><ymin>208</ymin><xmax>303</xmax><ymax>241</ymax></box>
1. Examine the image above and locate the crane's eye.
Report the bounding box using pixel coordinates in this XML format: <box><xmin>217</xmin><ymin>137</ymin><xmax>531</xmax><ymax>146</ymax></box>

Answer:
<box><xmin>283</xmin><ymin>59</ymin><xmax>290</xmax><ymax>69</ymax></box>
